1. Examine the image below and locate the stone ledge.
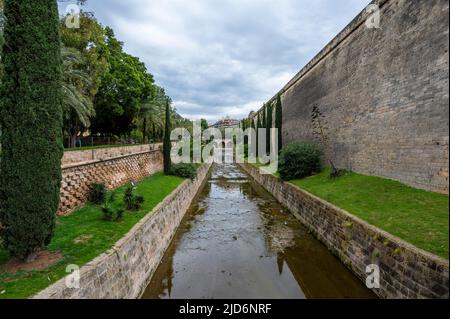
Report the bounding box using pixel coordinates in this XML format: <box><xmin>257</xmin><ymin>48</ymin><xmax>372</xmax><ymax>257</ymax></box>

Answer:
<box><xmin>62</xmin><ymin>150</ymin><xmax>161</xmax><ymax>170</ymax></box>
<box><xmin>34</xmin><ymin>163</ymin><xmax>211</xmax><ymax>299</ymax></box>
<box><xmin>58</xmin><ymin>151</ymin><xmax>163</xmax><ymax>216</ymax></box>
<box><xmin>239</xmin><ymin>163</ymin><xmax>449</xmax><ymax>299</ymax></box>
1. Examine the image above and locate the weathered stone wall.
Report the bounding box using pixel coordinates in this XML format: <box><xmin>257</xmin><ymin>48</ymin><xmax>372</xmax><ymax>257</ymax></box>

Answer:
<box><xmin>58</xmin><ymin>151</ymin><xmax>163</xmax><ymax>216</ymax></box>
<box><xmin>34</xmin><ymin>163</ymin><xmax>211</xmax><ymax>299</ymax></box>
<box><xmin>240</xmin><ymin>163</ymin><xmax>449</xmax><ymax>299</ymax></box>
<box><xmin>264</xmin><ymin>0</ymin><xmax>449</xmax><ymax>193</ymax></box>
<box><xmin>62</xmin><ymin>144</ymin><xmax>162</xmax><ymax>166</ymax></box>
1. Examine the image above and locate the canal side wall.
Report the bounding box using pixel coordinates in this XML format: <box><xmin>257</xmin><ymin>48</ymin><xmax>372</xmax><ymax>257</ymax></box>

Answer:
<box><xmin>58</xmin><ymin>150</ymin><xmax>163</xmax><ymax>216</ymax></box>
<box><xmin>34</xmin><ymin>163</ymin><xmax>211</xmax><ymax>299</ymax></box>
<box><xmin>239</xmin><ymin>163</ymin><xmax>449</xmax><ymax>299</ymax></box>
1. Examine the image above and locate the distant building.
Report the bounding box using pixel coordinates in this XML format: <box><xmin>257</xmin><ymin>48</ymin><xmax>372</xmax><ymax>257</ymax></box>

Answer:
<box><xmin>210</xmin><ymin>116</ymin><xmax>240</xmax><ymax>129</ymax></box>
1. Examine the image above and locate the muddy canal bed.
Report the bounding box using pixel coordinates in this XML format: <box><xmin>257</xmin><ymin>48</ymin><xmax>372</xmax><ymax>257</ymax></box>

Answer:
<box><xmin>142</xmin><ymin>164</ymin><xmax>375</xmax><ymax>299</ymax></box>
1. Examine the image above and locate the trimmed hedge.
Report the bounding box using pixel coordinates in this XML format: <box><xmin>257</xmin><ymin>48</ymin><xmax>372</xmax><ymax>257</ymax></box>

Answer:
<box><xmin>278</xmin><ymin>142</ymin><xmax>322</xmax><ymax>181</ymax></box>
<box><xmin>171</xmin><ymin>163</ymin><xmax>198</xmax><ymax>180</ymax></box>
<box><xmin>0</xmin><ymin>0</ymin><xmax>63</xmax><ymax>259</ymax></box>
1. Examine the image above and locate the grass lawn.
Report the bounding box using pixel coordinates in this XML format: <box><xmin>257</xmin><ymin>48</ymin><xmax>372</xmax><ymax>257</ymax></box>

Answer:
<box><xmin>290</xmin><ymin>168</ymin><xmax>449</xmax><ymax>259</ymax></box>
<box><xmin>0</xmin><ymin>172</ymin><xmax>184</xmax><ymax>299</ymax></box>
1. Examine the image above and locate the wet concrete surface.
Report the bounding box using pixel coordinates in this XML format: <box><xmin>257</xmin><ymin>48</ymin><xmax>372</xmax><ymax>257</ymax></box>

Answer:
<box><xmin>142</xmin><ymin>164</ymin><xmax>376</xmax><ymax>299</ymax></box>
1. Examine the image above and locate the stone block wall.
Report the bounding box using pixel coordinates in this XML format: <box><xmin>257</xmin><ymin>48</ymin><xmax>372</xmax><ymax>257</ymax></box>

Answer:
<box><xmin>261</xmin><ymin>0</ymin><xmax>449</xmax><ymax>193</ymax></box>
<box><xmin>58</xmin><ymin>150</ymin><xmax>163</xmax><ymax>216</ymax></box>
<box><xmin>34</xmin><ymin>163</ymin><xmax>211</xmax><ymax>299</ymax></box>
<box><xmin>240</xmin><ymin>163</ymin><xmax>449</xmax><ymax>299</ymax></box>
<box><xmin>62</xmin><ymin>144</ymin><xmax>162</xmax><ymax>166</ymax></box>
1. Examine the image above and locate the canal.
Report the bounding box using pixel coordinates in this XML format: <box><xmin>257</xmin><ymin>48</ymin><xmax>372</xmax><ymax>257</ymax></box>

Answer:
<box><xmin>142</xmin><ymin>164</ymin><xmax>375</xmax><ymax>299</ymax></box>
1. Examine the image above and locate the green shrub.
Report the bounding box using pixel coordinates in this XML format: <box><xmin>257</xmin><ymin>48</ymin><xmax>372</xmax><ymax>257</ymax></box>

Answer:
<box><xmin>123</xmin><ymin>184</ymin><xmax>145</xmax><ymax>211</ymax></box>
<box><xmin>101</xmin><ymin>206</ymin><xmax>114</xmax><ymax>221</ymax></box>
<box><xmin>89</xmin><ymin>183</ymin><xmax>107</xmax><ymax>205</ymax></box>
<box><xmin>278</xmin><ymin>142</ymin><xmax>322</xmax><ymax>181</ymax></box>
<box><xmin>101</xmin><ymin>193</ymin><xmax>124</xmax><ymax>221</ymax></box>
<box><xmin>171</xmin><ymin>163</ymin><xmax>197</xmax><ymax>180</ymax></box>
<box><xmin>115</xmin><ymin>209</ymin><xmax>125</xmax><ymax>222</ymax></box>
<box><xmin>101</xmin><ymin>193</ymin><xmax>115</xmax><ymax>221</ymax></box>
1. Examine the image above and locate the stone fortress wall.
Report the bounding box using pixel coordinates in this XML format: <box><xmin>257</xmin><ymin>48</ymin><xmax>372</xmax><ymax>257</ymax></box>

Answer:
<box><xmin>256</xmin><ymin>0</ymin><xmax>449</xmax><ymax>193</ymax></box>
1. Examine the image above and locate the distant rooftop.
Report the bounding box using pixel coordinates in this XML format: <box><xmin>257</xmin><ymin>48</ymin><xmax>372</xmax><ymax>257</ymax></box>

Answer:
<box><xmin>210</xmin><ymin>116</ymin><xmax>240</xmax><ymax>129</ymax></box>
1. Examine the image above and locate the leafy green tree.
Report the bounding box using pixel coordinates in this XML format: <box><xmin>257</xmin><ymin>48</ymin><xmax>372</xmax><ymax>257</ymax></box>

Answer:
<box><xmin>0</xmin><ymin>0</ymin><xmax>63</xmax><ymax>260</ymax></box>
<box><xmin>59</xmin><ymin>9</ymin><xmax>108</xmax><ymax>145</ymax></box>
<box><xmin>275</xmin><ymin>94</ymin><xmax>283</xmax><ymax>151</ymax></box>
<box><xmin>62</xmin><ymin>46</ymin><xmax>96</xmax><ymax>147</ymax></box>
<box><xmin>163</xmin><ymin>100</ymin><xmax>172</xmax><ymax>174</ymax></box>
<box><xmin>60</xmin><ymin>10</ymin><xmax>107</xmax><ymax>100</ymax></box>
<box><xmin>136</xmin><ymin>86</ymin><xmax>167</xmax><ymax>143</ymax></box>
<box><xmin>91</xmin><ymin>27</ymin><xmax>154</xmax><ymax>136</ymax></box>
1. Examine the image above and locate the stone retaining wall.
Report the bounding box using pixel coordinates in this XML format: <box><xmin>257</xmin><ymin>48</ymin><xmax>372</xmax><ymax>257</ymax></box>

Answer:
<box><xmin>62</xmin><ymin>144</ymin><xmax>162</xmax><ymax>166</ymax></box>
<box><xmin>34</xmin><ymin>163</ymin><xmax>211</xmax><ymax>299</ymax></box>
<box><xmin>239</xmin><ymin>163</ymin><xmax>449</xmax><ymax>299</ymax></box>
<box><xmin>58</xmin><ymin>150</ymin><xmax>163</xmax><ymax>216</ymax></box>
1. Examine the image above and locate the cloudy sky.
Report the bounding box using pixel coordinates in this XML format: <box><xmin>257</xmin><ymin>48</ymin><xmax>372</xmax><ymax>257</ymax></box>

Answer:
<box><xmin>60</xmin><ymin>0</ymin><xmax>369</xmax><ymax>123</ymax></box>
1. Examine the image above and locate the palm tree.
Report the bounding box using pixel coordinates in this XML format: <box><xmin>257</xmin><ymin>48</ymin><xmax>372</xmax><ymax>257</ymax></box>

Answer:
<box><xmin>61</xmin><ymin>46</ymin><xmax>95</xmax><ymax>147</ymax></box>
<box><xmin>136</xmin><ymin>86</ymin><xmax>167</xmax><ymax>143</ymax></box>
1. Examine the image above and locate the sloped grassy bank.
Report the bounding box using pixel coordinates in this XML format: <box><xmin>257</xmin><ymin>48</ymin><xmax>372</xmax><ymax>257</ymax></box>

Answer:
<box><xmin>0</xmin><ymin>172</ymin><xmax>184</xmax><ymax>299</ymax></box>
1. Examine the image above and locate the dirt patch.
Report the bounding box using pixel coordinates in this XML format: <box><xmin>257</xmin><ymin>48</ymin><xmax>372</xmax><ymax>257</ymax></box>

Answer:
<box><xmin>2</xmin><ymin>250</ymin><xmax>63</xmax><ymax>273</ymax></box>
<box><xmin>73</xmin><ymin>234</ymin><xmax>93</xmax><ymax>244</ymax></box>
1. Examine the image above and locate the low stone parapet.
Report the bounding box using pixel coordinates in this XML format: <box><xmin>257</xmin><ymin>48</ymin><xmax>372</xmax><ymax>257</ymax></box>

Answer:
<box><xmin>34</xmin><ymin>163</ymin><xmax>211</xmax><ymax>299</ymax></box>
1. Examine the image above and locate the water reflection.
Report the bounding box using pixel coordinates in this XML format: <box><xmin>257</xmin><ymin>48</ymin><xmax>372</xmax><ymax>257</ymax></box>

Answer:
<box><xmin>142</xmin><ymin>164</ymin><xmax>376</xmax><ymax>299</ymax></box>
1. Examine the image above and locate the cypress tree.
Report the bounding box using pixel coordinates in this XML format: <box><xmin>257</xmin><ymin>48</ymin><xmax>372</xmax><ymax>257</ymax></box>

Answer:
<box><xmin>266</xmin><ymin>103</ymin><xmax>273</xmax><ymax>155</ymax></box>
<box><xmin>0</xmin><ymin>0</ymin><xmax>63</xmax><ymax>260</ymax></box>
<box><xmin>163</xmin><ymin>100</ymin><xmax>172</xmax><ymax>174</ymax></box>
<box><xmin>261</xmin><ymin>105</ymin><xmax>267</xmax><ymax>155</ymax></box>
<box><xmin>256</xmin><ymin>113</ymin><xmax>262</xmax><ymax>157</ymax></box>
<box><xmin>275</xmin><ymin>94</ymin><xmax>283</xmax><ymax>151</ymax></box>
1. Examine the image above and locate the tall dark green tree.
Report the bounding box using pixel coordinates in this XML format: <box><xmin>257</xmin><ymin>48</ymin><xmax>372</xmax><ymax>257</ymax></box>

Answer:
<box><xmin>163</xmin><ymin>100</ymin><xmax>172</xmax><ymax>174</ymax></box>
<box><xmin>91</xmin><ymin>27</ymin><xmax>154</xmax><ymax>136</ymax></box>
<box><xmin>200</xmin><ymin>119</ymin><xmax>209</xmax><ymax>131</ymax></box>
<box><xmin>261</xmin><ymin>105</ymin><xmax>267</xmax><ymax>155</ymax></box>
<box><xmin>256</xmin><ymin>113</ymin><xmax>262</xmax><ymax>157</ymax></box>
<box><xmin>266</xmin><ymin>103</ymin><xmax>273</xmax><ymax>155</ymax></box>
<box><xmin>275</xmin><ymin>94</ymin><xmax>283</xmax><ymax>151</ymax></box>
<box><xmin>0</xmin><ymin>0</ymin><xmax>63</xmax><ymax>260</ymax></box>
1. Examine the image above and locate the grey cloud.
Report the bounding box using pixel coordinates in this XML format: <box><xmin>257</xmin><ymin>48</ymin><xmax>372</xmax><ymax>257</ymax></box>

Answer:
<box><xmin>61</xmin><ymin>0</ymin><xmax>369</xmax><ymax>122</ymax></box>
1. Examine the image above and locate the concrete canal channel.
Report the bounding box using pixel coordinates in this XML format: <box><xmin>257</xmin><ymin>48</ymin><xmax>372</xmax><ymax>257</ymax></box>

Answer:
<box><xmin>142</xmin><ymin>164</ymin><xmax>375</xmax><ymax>299</ymax></box>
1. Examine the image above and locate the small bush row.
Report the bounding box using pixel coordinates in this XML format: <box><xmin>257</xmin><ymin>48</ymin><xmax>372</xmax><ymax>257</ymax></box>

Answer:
<box><xmin>88</xmin><ymin>182</ymin><xmax>145</xmax><ymax>222</ymax></box>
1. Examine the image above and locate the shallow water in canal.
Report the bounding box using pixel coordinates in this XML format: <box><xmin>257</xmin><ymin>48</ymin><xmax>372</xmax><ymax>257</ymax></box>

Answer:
<box><xmin>142</xmin><ymin>164</ymin><xmax>376</xmax><ymax>299</ymax></box>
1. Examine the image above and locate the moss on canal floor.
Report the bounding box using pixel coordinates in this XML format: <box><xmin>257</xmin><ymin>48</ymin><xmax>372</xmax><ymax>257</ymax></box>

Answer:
<box><xmin>0</xmin><ymin>172</ymin><xmax>184</xmax><ymax>299</ymax></box>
